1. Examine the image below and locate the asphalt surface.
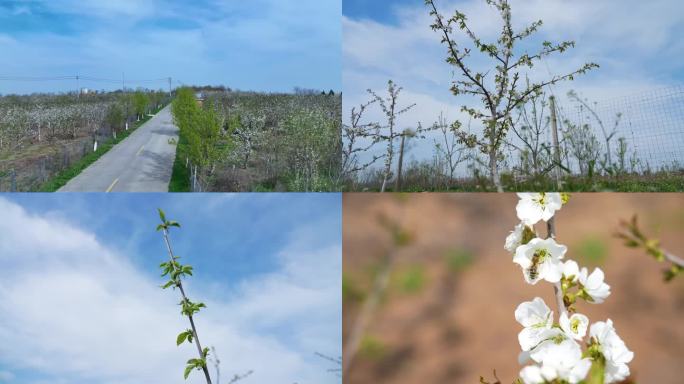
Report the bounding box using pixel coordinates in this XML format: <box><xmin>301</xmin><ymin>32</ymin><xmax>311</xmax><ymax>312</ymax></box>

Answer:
<box><xmin>59</xmin><ymin>105</ymin><xmax>179</xmax><ymax>192</ymax></box>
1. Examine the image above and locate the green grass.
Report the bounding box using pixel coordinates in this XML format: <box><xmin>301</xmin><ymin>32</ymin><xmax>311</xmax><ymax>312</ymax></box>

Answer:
<box><xmin>168</xmin><ymin>129</ymin><xmax>191</xmax><ymax>192</ymax></box>
<box><xmin>352</xmin><ymin>172</ymin><xmax>684</xmax><ymax>192</ymax></box>
<box><xmin>38</xmin><ymin>113</ymin><xmax>156</xmax><ymax>192</ymax></box>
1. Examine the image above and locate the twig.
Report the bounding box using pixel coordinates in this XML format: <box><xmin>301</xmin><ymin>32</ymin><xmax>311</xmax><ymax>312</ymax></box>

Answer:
<box><xmin>546</xmin><ymin>217</ymin><xmax>567</xmax><ymax>316</ymax></box>
<box><xmin>159</xmin><ymin>211</ymin><xmax>213</xmax><ymax>383</ymax></box>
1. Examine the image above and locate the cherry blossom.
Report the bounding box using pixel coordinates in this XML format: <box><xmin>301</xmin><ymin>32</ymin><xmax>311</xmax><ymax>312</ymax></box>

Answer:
<box><xmin>516</xmin><ymin>193</ymin><xmax>563</xmax><ymax>225</ymax></box>
<box><xmin>579</xmin><ymin>267</ymin><xmax>611</xmax><ymax>303</ymax></box>
<box><xmin>590</xmin><ymin>320</ymin><xmax>634</xmax><ymax>383</ymax></box>
<box><xmin>559</xmin><ymin>312</ymin><xmax>589</xmax><ymax>341</ymax></box>
<box><xmin>538</xmin><ymin>338</ymin><xmax>591</xmax><ymax>383</ymax></box>
<box><xmin>513</xmin><ymin>238</ymin><xmax>567</xmax><ymax>284</ymax></box>
<box><xmin>562</xmin><ymin>260</ymin><xmax>580</xmax><ymax>281</ymax></box>
<box><xmin>515</xmin><ymin>297</ymin><xmax>553</xmax><ymax>351</ymax></box>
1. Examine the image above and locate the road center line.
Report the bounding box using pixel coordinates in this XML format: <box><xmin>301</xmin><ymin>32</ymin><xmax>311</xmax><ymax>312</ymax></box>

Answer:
<box><xmin>136</xmin><ymin>145</ymin><xmax>145</xmax><ymax>156</ymax></box>
<box><xmin>106</xmin><ymin>178</ymin><xmax>119</xmax><ymax>193</ymax></box>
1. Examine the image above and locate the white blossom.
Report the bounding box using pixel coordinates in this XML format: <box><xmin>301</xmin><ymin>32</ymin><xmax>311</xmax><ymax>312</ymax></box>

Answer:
<box><xmin>562</xmin><ymin>259</ymin><xmax>580</xmax><ymax>282</ymax></box>
<box><xmin>515</xmin><ymin>297</ymin><xmax>553</xmax><ymax>351</ymax></box>
<box><xmin>540</xmin><ymin>338</ymin><xmax>591</xmax><ymax>383</ymax></box>
<box><xmin>520</xmin><ymin>339</ymin><xmax>591</xmax><ymax>384</ymax></box>
<box><xmin>505</xmin><ymin>222</ymin><xmax>526</xmax><ymax>253</ymax></box>
<box><xmin>590</xmin><ymin>320</ymin><xmax>634</xmax><ymax>383</ymax></box>
<box><xmin>528</xmin><ymin>328</ymin><xmax>570</xmax><ymax>363</ymax></box>
<box><xmin>579</xmin><ymin>267</ymin><xmax>611</xmax><ymax>303</ymax></box>
<box><xmin>519</xmin><ymin>365</ymin><xmax>545</xmax><ymax>384</ymax></box>
<box><xmin>513</xmin><ymin>238</ymin><xmax>567</xmax><ymax>284</ymax></box>
<box><xmin>559</xmin><ymin>312</ymin><xmax>589</xmax><ymax>341</ymax></box>
<box><xmin>516</xmin><ymin>193</ymin><xmax>563</xmax><ymax>225</ymax></box>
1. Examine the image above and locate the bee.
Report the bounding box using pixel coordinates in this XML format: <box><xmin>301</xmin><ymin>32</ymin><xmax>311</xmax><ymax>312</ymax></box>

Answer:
<box><xmin>527</xmin><ymin>250</ymin><xmax>545</xmax><ymax>281</ymax></box>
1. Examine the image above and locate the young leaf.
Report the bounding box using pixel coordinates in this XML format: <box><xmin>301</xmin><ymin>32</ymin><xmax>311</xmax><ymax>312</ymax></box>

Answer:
<box><xmin>158</xmin><ymin>208</ymin><xmax>167</xmax><ymax>223</ymax></box>
<box><xmin>184</xmin><ymin>364</ymin><xmax>193</xmax><ymax>380</ymax></box>
<box><xmin>177</xmin><ymin>330</ymin><xmax>191</xmax><ymax>346</ymax></box>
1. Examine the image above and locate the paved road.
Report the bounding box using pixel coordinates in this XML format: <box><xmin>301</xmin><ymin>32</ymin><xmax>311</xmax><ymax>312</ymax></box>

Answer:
<box><xmin>59</xmin><ymin>105</ymin><xmax>178</xmax><ymax>192</ymax></box>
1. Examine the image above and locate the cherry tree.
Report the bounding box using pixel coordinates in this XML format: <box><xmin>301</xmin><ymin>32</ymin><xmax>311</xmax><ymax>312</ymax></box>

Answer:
<box><xmin>425</xmin><ymin>0</ymin><xmax>598</xmax><ymax>191</ymax></box>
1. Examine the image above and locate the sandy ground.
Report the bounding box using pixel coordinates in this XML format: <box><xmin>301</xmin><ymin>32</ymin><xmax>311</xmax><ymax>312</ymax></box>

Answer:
<box><xmin>343</xmin><ymin>193</ymin><xmax>684</xmax><ymax>384</ymax></box>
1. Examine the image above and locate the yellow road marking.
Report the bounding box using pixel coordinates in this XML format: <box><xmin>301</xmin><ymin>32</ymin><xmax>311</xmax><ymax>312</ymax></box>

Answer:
<box><xmin>106</xmin><ymin>178</ymin><xmax>119</xmax><ymax>193</ymax></box>
<box><xmin>136</xmin><ymin>145</ymin><xmax>145</xmax><ymax>156</ymax></box>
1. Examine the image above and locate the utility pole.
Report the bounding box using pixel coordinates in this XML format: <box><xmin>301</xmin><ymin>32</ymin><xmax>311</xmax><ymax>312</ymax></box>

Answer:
<box><xmin>394</xmin><ymin>128</ymin><xmax>414</xmax><ymax>192</ymax></box>
<box><xmin>168</xmin><ymin>77</ymin><xmax>172</xmax><ymax>97</ymax></box>
<box><xmin>122</xmin><ymin>72</ymin><xmax>125</xmax><ymax>92</ymax></box>
<box><xmin>76</xmin><ymin>75</ymin><xmax>80</xmax><ymax>98</ymax></box>
<box><xmin>549</xmin><ymin>96</ymin><xmax>562</xmax><ymax>190</ymax></box>
<box><xmin>395</xmin><ymin>134</ymin><xmax>407</xmax><ymax>192</ymax></box>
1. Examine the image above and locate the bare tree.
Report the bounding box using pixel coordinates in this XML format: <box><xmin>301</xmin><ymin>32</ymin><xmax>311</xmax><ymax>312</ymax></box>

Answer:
<box><xmin>426</xmin><ymin>0</ymin><xmax>598</xmax><ymax>191</ymax></box>
<box><xmin>341</xmin><ymin>99</ymin><xmax>383</xmax><ymax>182</ymax></box>
<box><xmin>507</xmin><ymin>88</ymin><xmax>555</xmax><ymax>178</ymax></box>
<box><xmin>315</xmin><ymin>352</ymin><xmax>342</xmax><ymax>378</ymax></box>
<box><xmin>562</xmin><ymin>118</ymin><xmax>601</xmax><ymax>176</ymax></box>
<box><xmin>227</xmin><ymin>371</ymin><xmax>253</xmax><ymax>384</ymax></box>
<box><xmin>366</xmin><ymin>80</ymin><xmax>416</xmax><ymax>192</ymax></box>
<box><xmin>433</xmin><ymin>112</ymin><xmax>469</xmax><ymax>187</ymax></box>
<box><xmin>568</xmin><ymin>90</ymin><xmax>622</xmax><ymax>170</ymax></box>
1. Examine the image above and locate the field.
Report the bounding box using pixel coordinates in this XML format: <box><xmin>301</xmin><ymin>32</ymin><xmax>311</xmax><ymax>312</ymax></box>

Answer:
<box><xmin>349</xmin><ymin>168</ymin><xmax>684</xmax><ymax>192</ymax></box>
<box><xmin>0</xmin><ymin>90</ymin><xmax>169</xmax><ymax>191</ymax></box>
<box><xmin>170</xmin><ymin>88</ymin><xmax>341</xmax><ymax>192</ymax></box>
<box><xmin>342</xmin><ymin>193</ymin><xmax>684</xmax><ymax>384</ymax></box>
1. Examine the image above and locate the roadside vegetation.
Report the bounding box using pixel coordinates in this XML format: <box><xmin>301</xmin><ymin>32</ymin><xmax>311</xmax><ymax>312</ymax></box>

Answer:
<box><xmin>170</xmin><ymin>87</ymin><xmax>341</xmax><ymax>192</ymax></box>
<box><xmin>0</xmin><ymin>89</ymin><xmax>170</xmax><ymax>191</ymax></box>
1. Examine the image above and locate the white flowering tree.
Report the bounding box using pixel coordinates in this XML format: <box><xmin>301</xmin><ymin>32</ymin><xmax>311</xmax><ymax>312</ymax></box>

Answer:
<box><xmin>497</xmin><ymin>193</ymin><xmax>634</xmax><ymax>384</ymax></box>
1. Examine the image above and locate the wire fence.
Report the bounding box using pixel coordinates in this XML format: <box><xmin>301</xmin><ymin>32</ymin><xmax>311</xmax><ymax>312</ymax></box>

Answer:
<box><xmin>352</xmin><ymin>85</ymin><xmax>684</xmax><ymax>187</ymax></box>
<box><xmin>555</xmin><ymin>84</ymin><xmax>684</xmax><ymax>173</ymax></box>
<box><xmin>491</xmin><ymin>85</ymin><xmax>684</xmax><ymax>178</ymax></box>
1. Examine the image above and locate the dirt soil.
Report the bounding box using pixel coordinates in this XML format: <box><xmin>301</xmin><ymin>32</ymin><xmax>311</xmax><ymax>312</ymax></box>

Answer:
<box><xmin>343</xmin><ymin>193</ymin><xmax>684</xmax><ymax>384</ymax></box>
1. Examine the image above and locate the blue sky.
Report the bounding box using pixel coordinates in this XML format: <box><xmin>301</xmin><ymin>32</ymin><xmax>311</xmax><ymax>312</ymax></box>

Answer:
<box><xmin>343</xmin><ymin>0</ymin><xmax>684</xmax><ymax>173</ymax></box>
<box><xmin>343</xmin><ymin>0</ymin><xmax>416</xmax><ymax>24</ymax></box>
<box><xmin>0</xmin><ymin>0</ymin><xmax>341</xmax><ymax>94</ymax></box>
<box><xmin>0</xmin><ymin>193</ymin><xmax>341</xmax><ymax>384</ymax></box>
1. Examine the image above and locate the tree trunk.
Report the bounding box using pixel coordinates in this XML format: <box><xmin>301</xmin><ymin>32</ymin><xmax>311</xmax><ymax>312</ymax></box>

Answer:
<box><xmin>489</xmin><ymin>148</ymin><xmax>503</xmax><ymax>192</ymax></box>
<box><xmin>380</xmin><ymin>174</ymin><xmax>388</xmax><ymax>193</ymax></box>
<box><xmin>550</xmin><ymin>96</ymin><xmax>562</xmax><ymax>189</ymax></box>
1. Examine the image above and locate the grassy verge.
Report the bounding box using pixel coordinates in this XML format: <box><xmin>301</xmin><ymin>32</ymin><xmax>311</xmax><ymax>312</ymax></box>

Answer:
<box><xmin>350</xmin><ymin>172</ymin><xmax>684</xmax><ymax>192</ymax></box>
<box><xmin>168</xmin><ymin>128</ymin><xmax>191</xmax><ymax>192</ymax></box>
<box><xmin>38</xmin><ymin>113</ymin><xmax>156</xmax><ymax>192</ymax></box>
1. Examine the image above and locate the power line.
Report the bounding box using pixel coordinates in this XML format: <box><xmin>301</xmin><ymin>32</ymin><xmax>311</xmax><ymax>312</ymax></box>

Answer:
<box><xmin>0</xmin><ymin>75</ymin><xmax>169</xmax><ymax>84</ymax></box>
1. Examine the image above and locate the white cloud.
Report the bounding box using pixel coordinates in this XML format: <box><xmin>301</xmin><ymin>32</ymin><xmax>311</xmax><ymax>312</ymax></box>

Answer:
<box><xmin>0</xmin><ymin>198</ymin><xmax>340</xmax><ymax>384</ymax></box>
